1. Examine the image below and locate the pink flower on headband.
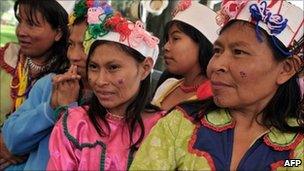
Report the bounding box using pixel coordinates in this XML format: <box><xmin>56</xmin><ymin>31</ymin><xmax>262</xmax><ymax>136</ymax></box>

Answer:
<box><xmin>216</xmin><ymin>0</ymin><xmax>248</xmax><ymax>26</ymax></box>
<box><xmin>129</xmin><ymin>21</ymin><xmax>160</xmax><ymax>48</ymax></box>
<box><xmin>87</xmin><ymin>7</ymin><xmax>104</xmax><ymax>24</ymax></box>
<box><xmin>106</xmin><ymin>13</ymin><xmax>132</xmax><ymax>41</ymax></box>
<box><xmin>172</xmin><ymin>0</ymin><xmax>192</xmax><ymax>17</ymax></box>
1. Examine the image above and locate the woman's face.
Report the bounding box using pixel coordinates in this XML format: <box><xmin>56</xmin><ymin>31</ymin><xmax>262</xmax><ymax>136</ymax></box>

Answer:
<box><xmin>207</xmin><ymin>22</ymin><xmax>283</xmax><ymax>110</ymax></box>
<box><xmin>67</xmin><ymin>21</ymin><xmax>87</xmax><ymax>78</ymax></box>
<box><xmin>16</xmin><ymin>5</ymin><xmax>62</xmax><ymax>58</ymax></box>
<box><xmin>164</xmin><ymin>24</ymin><xmax>200</xmax><ymax>75</ymax></box>
<box><xmin>88</xmin><ymin>43</ymin><xmax>147</xmax><ymax>110</ymax></box>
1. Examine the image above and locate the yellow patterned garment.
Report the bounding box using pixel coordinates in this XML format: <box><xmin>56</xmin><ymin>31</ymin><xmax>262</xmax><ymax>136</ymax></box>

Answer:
<box><xmin>0</xmin><ymin>43</ymin><xmax>20</xmax><ymax>125</ymax></box>
<box><xmin>130</xmin><ymin>109</ymin><xmax>214</xmax><ymax>170</ymax></box>
<box><xmin>130</xmin><ymin>107</ymin><xmax>304</xmax><ymax>170</ymax></box>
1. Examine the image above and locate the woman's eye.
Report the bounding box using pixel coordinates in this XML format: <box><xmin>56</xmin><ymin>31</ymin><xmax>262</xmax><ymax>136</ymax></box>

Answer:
<box><xmin>108</xmin><ymin>64</ymin><xmax>119</xmax><ymax>71</ymax></box>
<box><xmin>213</xmin><ymin>47</ymin><xmax>221</xmax><ymax>54</ymax></box>
<box><xmin>172</xmin><ymin>37</ymin><xmax>180</xmax><ymax>41</ymax></box>
<box><xmin>88</xmin><ymin>63</ymin><xmax>97</xmax><ymax>70</ymax></box>
<box><xmin>234</xmin><ymin>49</ymin><xmax>248</xmax><ymax>55</ymax></box>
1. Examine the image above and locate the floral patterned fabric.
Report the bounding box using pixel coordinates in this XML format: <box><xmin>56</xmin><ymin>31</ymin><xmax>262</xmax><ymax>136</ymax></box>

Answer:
<box><xmin>131</xmin><ymin>105</ymin><xmax>304</xmax><ymax>170</ymax></box>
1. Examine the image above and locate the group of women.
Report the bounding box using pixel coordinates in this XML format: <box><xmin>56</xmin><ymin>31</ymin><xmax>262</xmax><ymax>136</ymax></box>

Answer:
<box><xmin>0</xmin><ymin>0</ymin><xmax>303</xmax><ymax>170</ymax></box>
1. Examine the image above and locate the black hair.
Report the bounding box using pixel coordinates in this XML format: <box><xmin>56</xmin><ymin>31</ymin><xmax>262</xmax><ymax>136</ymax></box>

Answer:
<box><xmin>163</xmin><ymin>20</ymin><xmax>214</xmax><ymax>76</ymax></box>
<box><xmin>84</xmin><ymin>40</ymin><xmax>158</xmax><ymax>150</ymax></box>
<box><xmin>14</xmin><ymin>0</ymin><xmax>69</xmax><ymax>77</ymax></box>
<box><xmin>192</xmin><ymin>20</ymin><xmax>304</xmax><ymax>133</ymax></box>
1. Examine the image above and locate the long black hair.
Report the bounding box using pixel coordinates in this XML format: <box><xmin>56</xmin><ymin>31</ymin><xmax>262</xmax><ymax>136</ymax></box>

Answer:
<box><xmin>14</xmin><ymin>0</ymin><xmax>69</xmax><ymax>77</ymax></box>
<box><xmin>163</xmin><ymin>20</ymin><xmax>214</xmax><ymax>77</ymax></box>
<box><xmin>85</xmin><ymin>40</ymin><xmax>157</xmax><ymax>150</ymax></box>
<box><xmin>191</xmin><ymin>20</ymin><xmax>304</xmax><ymax>133</ymax></box>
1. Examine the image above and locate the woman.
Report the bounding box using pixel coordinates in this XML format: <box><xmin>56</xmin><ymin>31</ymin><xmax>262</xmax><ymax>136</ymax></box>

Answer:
<box><xmin>131</xmin><ymin>0</ymin><xmax>303</xmax><ymax>170</ymax></box>
<box><xmin>0</xmin><ymin>0</ymin><xmax>68</xmax><ymax>170</ymax></box>
<box><xmin>151</xmin><ymin>0</ymin><xmax>218</xmax><ymax>111</ymax></box>
<box><xmin>47</xmin><ymin>11</ymin><xmax>163</xmax><ymax>170</ymax></box>
<box><xmin>0</xmin><ymin>0</ymin><xmax>69</xmax><ymax>124</ymax></box>
<box><xmin>0</xmin><ymin>1</ymin><xmax>88</xmax><ymax>170</ymax></box>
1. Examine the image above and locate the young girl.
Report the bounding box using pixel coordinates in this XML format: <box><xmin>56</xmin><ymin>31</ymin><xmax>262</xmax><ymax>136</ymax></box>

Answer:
<box><xmin>47</xmin><ymin>8</ymin><xmax>163</xmax><ymax>170</ymax></box>
<box><xmin>151</xmin><ymin>0</ymin><xmax>219</xmax><ymax>111</ymax></box>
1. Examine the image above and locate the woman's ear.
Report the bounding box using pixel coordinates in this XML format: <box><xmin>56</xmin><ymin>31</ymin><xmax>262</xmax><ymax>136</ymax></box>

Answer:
<box><xmin>54</xmin><ymin>27</ymin><xmax>63</xmax><ymax>41</ymax></box>
<box><xmin>140</xmin><ymin>57</ymin><xmax>154</xmax><ymax>80</ymax></box>
<box><xmin>276</xmin><ymin>56</ymin><xmax>302</xmax><ymax>84</ymax></box>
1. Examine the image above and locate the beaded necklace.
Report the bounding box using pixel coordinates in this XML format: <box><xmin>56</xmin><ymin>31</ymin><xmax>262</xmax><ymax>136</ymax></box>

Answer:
<box><xmin>27</xmin><ymin>57</ymin><xmax>55</xmax><ymax>73</ymax></box>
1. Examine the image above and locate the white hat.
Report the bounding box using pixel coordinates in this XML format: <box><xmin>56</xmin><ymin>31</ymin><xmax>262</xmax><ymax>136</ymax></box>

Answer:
<box><xmin>172</xmin><ymin>0</ymin><xmax>220</xmax><ymax>43</ymax></box>
<box><xmin>217</xmin><ymin>0</ymin><xmax>303</xmax><ymax>51</ymax></box>
<box><xmin>95</xmin><ymin>20</ymin><xmax>159</xmax><ymax>65</ymax></box>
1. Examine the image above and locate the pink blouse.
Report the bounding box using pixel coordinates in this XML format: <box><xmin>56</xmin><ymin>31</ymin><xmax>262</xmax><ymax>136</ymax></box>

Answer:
<box><xmin>47</xmin><ymin>106</ymin><xmax>164</xmax><ymax>170</ymax></box>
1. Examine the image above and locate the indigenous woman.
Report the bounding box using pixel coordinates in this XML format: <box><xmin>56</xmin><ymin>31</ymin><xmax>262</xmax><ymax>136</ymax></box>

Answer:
<box><xmin>0</xmin><ymin>0</ymin><xmax>68</xmax><ymax>170</ymax></box>
<box><xmin>47</xmin><ymin>4</ymin><xmax>163</xmax><ymax>170</ymax></box>
<box><xmin>131</xmin><ymin>0</ymin><xmax>304</xmax><ymax>170</ymax></box>
<box><xmin>0</xmin><ymin>0</ymin><xmax>69</xmax><ymax>123</ymax></box>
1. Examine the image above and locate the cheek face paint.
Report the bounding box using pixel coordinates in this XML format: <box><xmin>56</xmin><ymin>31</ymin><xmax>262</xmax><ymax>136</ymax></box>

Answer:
<box><xmin>240</xmin><ymin>71</ymin><xmax>247</xmax><ymax>78</ymax></box>
<box><xmin>118</xmin><ymin>78</ymin><xmax>124</xmax><ymax>85</ymax></box>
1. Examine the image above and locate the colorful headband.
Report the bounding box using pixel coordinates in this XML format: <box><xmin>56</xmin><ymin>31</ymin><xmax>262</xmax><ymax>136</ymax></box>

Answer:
<box><xmin>83</xmin><ymin>11</ymin><xmax>160</xmax><ymax>65</ymax></box>
<box><xmin>68</xmin><ymin>0</ymin><xmax>87</xmax><ymax>26</ymax></box>
<box><xmin>216</xmin><ymin>0</ymin><xmax>304</xmax><ymax>57</ymax></box>
<box><xmin>172</xmin><ymin>0</ymin><xmax>220</xmax><ymax>43</ymax></box>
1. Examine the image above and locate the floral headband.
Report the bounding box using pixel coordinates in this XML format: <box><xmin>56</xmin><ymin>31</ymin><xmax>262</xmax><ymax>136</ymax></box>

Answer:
<box><xmin>216</xmin><ymin>0</ymin><xmax>303</xmax><ymax>58</ymax></box>
<box><xmin>68</xmin><ymin>0</ymin><xmax>87</xmax><ymax>26</ymax></box>
<box><xmin>83</xmin><ymin>8</ymin><xmax>160</xmax><ymax>65</ymax></box>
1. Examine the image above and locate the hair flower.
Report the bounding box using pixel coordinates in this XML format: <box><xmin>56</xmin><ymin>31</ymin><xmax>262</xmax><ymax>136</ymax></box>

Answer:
<box><xmin>88</xmin><ymin>24</ymin><xmax>106</xmax><ymax>39</ymax></box>
<box><xmin>105</xmin><ymin>13</ymin><xmax>132</xmax><ymax>41</ymax></box>
<box><xmin>172</xmin><ymin>0</ymin><xmax>192</xmax><ymax>17</ymax></box>
<box><xmin>216</xmin><ymin>0</ymin><xmax>248</xmax><ymax>26</ymax></box>
<box><xmin>74</xmin><ymin>0</ymin><xmax>88</xmax><ymax>18</ymax></box>
<box><xmin>128</xmin><ymin>21</ymin><xmax>159</xmax><ymax>48</ymax></box>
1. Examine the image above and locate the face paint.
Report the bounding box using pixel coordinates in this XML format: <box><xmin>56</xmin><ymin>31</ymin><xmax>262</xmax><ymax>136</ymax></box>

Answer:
<box><xmin>240</xmin><ymin>71</ymin><xmax>247</xmax><ymax>78</ymax></box>
<box><xmin>118</xmin><ymin>78</ymin><xmax>124</xmax><ymax>85</ymax></box>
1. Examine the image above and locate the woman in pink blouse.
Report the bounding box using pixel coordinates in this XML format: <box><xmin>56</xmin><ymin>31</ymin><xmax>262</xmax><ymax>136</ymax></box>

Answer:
<box><xmin>47</xmin><ymin>2</ymin><xmax>162</xmax><ymax>170</ymax></box>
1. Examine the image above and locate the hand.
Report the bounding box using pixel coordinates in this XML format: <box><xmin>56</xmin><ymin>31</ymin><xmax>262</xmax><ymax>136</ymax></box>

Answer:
<box><xmin>51</xmin><ymin>65</ymin><xmax>81</xmax><ymax>109</ymax></box>
<box><xmin>0</xmin><ymin>134</ymin><xmax>26</xmax><ymax>170</ymax></box>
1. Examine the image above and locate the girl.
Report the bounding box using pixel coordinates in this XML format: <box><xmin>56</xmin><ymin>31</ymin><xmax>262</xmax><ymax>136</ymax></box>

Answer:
<box><xmin>151</xmin><ymin>0</ymin><xmax>218</xmax><ymax>111</ymax></box>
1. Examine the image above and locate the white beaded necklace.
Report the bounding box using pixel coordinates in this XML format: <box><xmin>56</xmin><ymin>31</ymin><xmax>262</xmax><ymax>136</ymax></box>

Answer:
<box><xmin>27</xmin><ymin>57</ymin><xmax>56</xmax><ymax>73</ymax></box>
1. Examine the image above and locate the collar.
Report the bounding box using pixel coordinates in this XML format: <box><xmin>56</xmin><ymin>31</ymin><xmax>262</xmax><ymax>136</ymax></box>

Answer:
<box><xmin>201</xmin><ymin>109</ymin><xmax>303</xmax><ymax>151</ymax></box>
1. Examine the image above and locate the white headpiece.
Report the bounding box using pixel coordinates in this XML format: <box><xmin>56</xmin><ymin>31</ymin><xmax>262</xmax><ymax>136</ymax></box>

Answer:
<box><xmin>216</xmin><ymin>0</ymin><xmax>303</xmax><ymax>56</ymax></box>
<box><xmin>172</xmin><ymin>0</ymin><xmax>220</xmax><ymax>43</ymax></box>
<box><xmin>83</xmin><ymin>2</ymin><xmax>159</xmax><ymax>65</ymax></box>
